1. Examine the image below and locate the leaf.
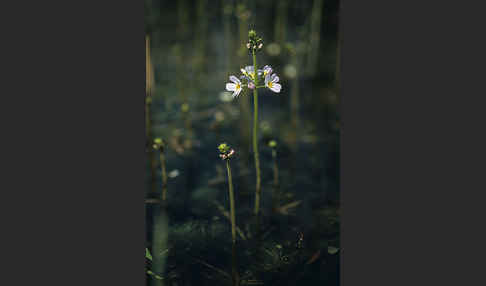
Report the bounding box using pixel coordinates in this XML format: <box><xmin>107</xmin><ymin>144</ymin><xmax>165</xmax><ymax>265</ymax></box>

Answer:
<box><xmin>145</xmin><ymin>248</ymin><xmax>153</xmax><ymax>261</ymax></box>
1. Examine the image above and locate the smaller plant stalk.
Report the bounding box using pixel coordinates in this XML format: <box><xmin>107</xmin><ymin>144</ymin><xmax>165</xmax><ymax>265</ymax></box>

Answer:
<box><xmin>252</xmin><ymin>49</ymin><xmax>262</xmax><ymax>217</ymax></box>
<box><xmin>226</xmin><ymin>160</ymin><xmax>236</xmax><ymax>243</ymax></box>
<box><xmin>306</xmin><ymin>0</ymin><xmax>324</xmax><ymax>76</ymax></box>
<box><xmin>159</xmin><ymin>150</ymin><xmax>168</xmax><ymax>202</ymax></box>
<box><xmin>146</xmin><ymin>35</ymin><xmax>156</xmax><ymax>195</ymax></box>
<box><xmin>225</xmin><ymin>159</ymin><xmax>239</xmax><ymax>286</ymax></box>
<box><xmin>274</xmin><ymin>0</ymin><xmax>288</xmax><ymax>45</ymax></box>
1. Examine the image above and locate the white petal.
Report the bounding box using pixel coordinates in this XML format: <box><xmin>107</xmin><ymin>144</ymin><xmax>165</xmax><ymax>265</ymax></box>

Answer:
<box><xmin>229</xmin><ymin>75</ymin><xmax>240</xmax><ymax>84</ymax></box>
<box><xmin>265</xmin><ymin>74</ymin><xmax>271</xmax><ymax>85</ymax></box>
<box><xmin>270</xmin><ymin>83</ymin><xmax>281</xmax><ymax>93</ymax></box>
<box><xmin>232</xmin><ymin>86</ymin><xmax>242</xmax><ymax>98</ymax></box>
<box><xmin>245</xmin><ymin>66</ymin><xmax>254</xmax><ymax>72</ymax></box>
<box><xmin>271</xmin><ymin>73</ymin><xmax>279</xmax><ymax>83</ymax></box>
<box><xmin>226</xmin><ymin>83</ymin><xmax>236</xmax><ymax>91</ymax></box>
<box><xmin>240</xmin><ymin>68</ymin><xmax>247</xmax><ymax>75</ymax></box>
<box><xmin>264</xmin><ymin>66</ymin><xmax>273</xmax><ymax>75</ymax></box>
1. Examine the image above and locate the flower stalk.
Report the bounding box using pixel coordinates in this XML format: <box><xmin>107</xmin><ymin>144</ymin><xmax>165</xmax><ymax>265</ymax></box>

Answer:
<box><xmin>153</xmin><ymin>138</ymin><xmax>168</xmax><ymax>202</ymax></box>
<box><xmin>226</xmin><ymin>159</ymin><xmax>236</xmax><ymax>242</ymax></box>
<box><xmin>146</xmin><ymin>35</ymin><xmax>157</xmax><ymax>195</ymax></box>
<box><xmin>251</xmin><ymin>48</ymin><xmax>262</xmax><ymax>217</ymax></box>
<box><xmin>218</xmin><ymin>143</ymin><xmax>239</xmax><ymax>285</ymax></box>
<box><xmin>224</xmin><ymin>30</ymin><xmax>283</xmax><ymax>219</ymax></box>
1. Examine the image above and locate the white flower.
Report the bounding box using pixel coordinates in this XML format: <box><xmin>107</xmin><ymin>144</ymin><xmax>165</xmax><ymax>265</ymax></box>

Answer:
<box><xmin>259</xmin><ymin>65</ymin><xmax>273</xmax><ymax>77</ymax></box>
<box><xmin>225</xmin><ymin>75</ymin><xmax>243</xmax><ymax>98</ymax></box>
<box><xmin>240</xmin><ymin>66</ymin><xmax>261</xmax><ymax>80</ymax></box>
<box><xmin>265</xmin><ymin>73</ymin><xmax>281</xmax><ymax>93</ymax></box>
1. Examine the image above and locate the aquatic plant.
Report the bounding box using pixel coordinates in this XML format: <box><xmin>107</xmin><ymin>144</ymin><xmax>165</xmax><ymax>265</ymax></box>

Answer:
<box><xmin>146</xmin><ymin>35</ymin><xmax>157</xmax><ymax>195</ymax></box>
<box><xmin>225</xmin><ymin>30</ymin><xmax>282</xmax><ymax>217</ymax></box>
<box><xmin>153</xmin><ymin>138</ymin><xmax>168</xmax><ymax>202</ymax></box>
<box><xmin>218</xmin><ymin>143</ymin><xmax>239</xmax><ymax>286</ymax></box>
<box><xmin>218</xmin><ymin>143</ymin><xmax>237</xmax><ymax>242</ymax></box>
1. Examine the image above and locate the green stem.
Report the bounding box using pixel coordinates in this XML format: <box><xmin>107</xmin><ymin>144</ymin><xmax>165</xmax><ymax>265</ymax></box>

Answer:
<box><xmin>146</xmin><ymin>99</ymin><xmax>156</xmax><ymax>195</ymax></box>
<box><xmin>226</xmin><ymin>159</ymin><xmax>239</xmax><ymax>285</ymax></box>
<box><xmin>160</xmin><ymin>151</ymin><xmax>168</xmax><ymax>201</ymax></box>
<box><xmin>252</xmin><ymin>49</ymin><xmax>262</xmax><ymax>216</ymax></box>
<box><xmin>226</xmin><ymin>160</ymin><xmax>236</xmax><ymax>243</ymax></box>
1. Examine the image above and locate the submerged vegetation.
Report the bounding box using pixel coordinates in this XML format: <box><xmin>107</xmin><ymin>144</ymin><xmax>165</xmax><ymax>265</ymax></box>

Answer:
<box><xmin>146</xmin><ymin>1</ymin><xmax>340</xmax><ymax>285</ymax></box>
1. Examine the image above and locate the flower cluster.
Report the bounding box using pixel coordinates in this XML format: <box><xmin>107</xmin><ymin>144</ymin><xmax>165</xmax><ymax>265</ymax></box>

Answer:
<box><xmin>218</xmin><ymin>143</ymin><xmax>235</xmax><ymax>160</ymax></box>
<box><xmin>225</xmin><ymin>65</ymin><xmax>282</xmax><ymax>98</ymax></box>
<box><xmin>247</xmin><ymin>30</ymin><xmax>263</xmax><ymax>52</ymax></box>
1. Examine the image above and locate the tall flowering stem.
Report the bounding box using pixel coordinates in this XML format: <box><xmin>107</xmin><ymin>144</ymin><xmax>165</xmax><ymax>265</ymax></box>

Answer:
<box><xmin>251</xmin><ymin>48</ymin><xmax>262</xmax><ymax>216</ymax></box>
<box><xmin>224</xmin><ymin>30</ymin><xmax>282</xmax><ymax>220</ymax></box>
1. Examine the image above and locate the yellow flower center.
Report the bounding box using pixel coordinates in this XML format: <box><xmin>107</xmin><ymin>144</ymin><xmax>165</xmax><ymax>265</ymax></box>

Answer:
<box><xmin>268</xmin><ymin>82</ymin><xmax>273</xmax><ymax>88</ymax></box>
<box><xmin>236</xmin><ymin>83</ymin><xmax>241</xmax><ymax>89</ymax></box>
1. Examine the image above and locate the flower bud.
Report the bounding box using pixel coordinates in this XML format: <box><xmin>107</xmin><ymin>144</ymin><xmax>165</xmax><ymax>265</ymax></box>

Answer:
<box><xmin>218</xmin><ymin>143</ymin><xmax>230</xmax><ymax>154</ymax></box>
<box><xmin>153</xmin><ymin>138</ymin><xmax>165</xmax><ymax>150</ymax></box>
<box><xmin>218</xmin><ymin>143</ymin><xmax>235</xmax><ymax>160</ymax></box>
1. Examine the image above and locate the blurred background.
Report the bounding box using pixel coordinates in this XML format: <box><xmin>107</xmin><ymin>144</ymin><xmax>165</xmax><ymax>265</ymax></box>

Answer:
<box><xmin>145</xmin><ymin>0</ymin><xmax>340</xmax><ymax>285</ymax></box>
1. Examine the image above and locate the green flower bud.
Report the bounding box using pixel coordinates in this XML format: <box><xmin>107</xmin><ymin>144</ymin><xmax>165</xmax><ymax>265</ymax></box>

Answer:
<box><xmin>153</xmin><ymin>138</ymin><xmax>164</xmax><ymax>150</ymax></box>
<box><xmin>268</xmin><ymin>140</ymin><xmax>277</xmax><ymax>148</ymax></box>
<box><xmin>247</xmin><ymin>30</ymin><xmax>264</xmax><ymax>53</ymax></box>
<box><xmin>218</xmin><ymin>143</ymin><xmax>230</xmax><ymax>154</ymax></box>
